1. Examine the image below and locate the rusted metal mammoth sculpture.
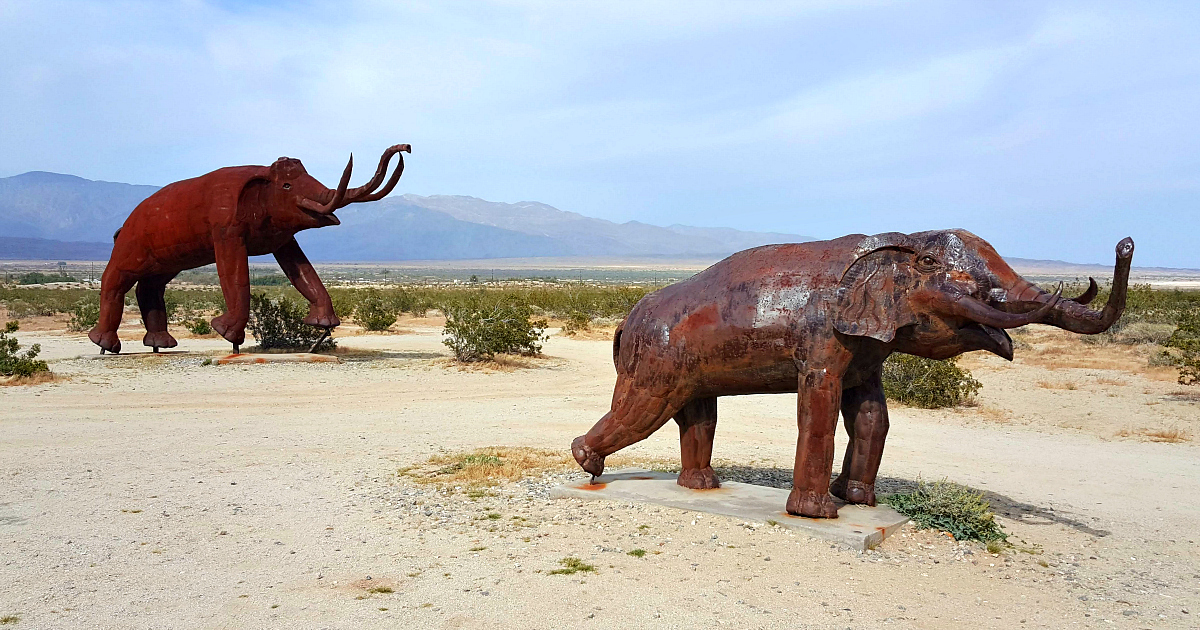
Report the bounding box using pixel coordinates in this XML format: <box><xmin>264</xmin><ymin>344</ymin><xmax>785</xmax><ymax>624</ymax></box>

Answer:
<box><xmin>572</xmin><ymin>230</ymin><xmax>1133</xmax><ymax>518</ymax></box>
<box><xmin>89</xmin><ymin>144</ymin><xmax>410</xmax><ymax>354</ymax></box>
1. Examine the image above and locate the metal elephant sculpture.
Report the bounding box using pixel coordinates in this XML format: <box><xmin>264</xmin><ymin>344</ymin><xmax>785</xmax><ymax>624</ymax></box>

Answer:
<box><xmin>572</xmin><ymin>230</ymin><xmax>1133</xmax><ymax>518</ymax></box>
<box><xmin>89</xmin><ymin>144</ymin><xmax>410</xmax><ymax>354</ymax></box>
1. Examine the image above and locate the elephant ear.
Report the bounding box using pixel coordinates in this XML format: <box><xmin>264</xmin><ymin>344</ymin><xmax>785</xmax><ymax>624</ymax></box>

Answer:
<box><xmin>207</xmin><ymin>167</ymin><xmax>270</xmax><ymax>231</ymax></box>
<box><xmin>832</xmin><ymin>233</ymin><xmax>919</xmax><ymax>343</ymax></box>
<box><xmin>234</xmin><ymin>174</ymin><xmax>271</xmax><ymax>225</ymax></box>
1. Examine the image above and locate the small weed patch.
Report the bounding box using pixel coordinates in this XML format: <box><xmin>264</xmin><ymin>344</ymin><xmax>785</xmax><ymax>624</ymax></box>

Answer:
<box><xmin>469</xmin><ymin>546</ymin><xmax>487</xmax><ymax>552</ymax></box>
<box><xmin>0</xmin><ymin>614</ymin><xmax>19</xmax><ymax>625</ymax></box>
<box><xmin>549</xmin><ymin>557</ymin><xmax>596</xmax><ymax>575</ymax></box>
<box><xmin>882</xmin><ymin>478</ymin><xmax>1006</xmax><ymax>543</ymax></box>
<box><xmin>367</xmin><ymin>586</ymin><xmax>394</xmax><ymax>594</ymax></box>
<box><xmin>627</xmin><ymin>549</ymin><xmax>646</xmax><ymax>558</ymax></box>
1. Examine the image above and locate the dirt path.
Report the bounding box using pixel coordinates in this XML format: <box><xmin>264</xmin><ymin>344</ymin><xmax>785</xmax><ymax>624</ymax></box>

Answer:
<box><xmin>1</xmin><ymin>325</ymin><xmax>1197</xmax><ymax>629</ymax></box>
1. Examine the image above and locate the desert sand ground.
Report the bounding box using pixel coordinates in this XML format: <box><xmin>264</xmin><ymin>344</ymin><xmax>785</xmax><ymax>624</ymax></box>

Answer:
<box><xmin>1</xmin><ymin>314</ymin><xmax>1199</xmax><ymax>629</ymax></box>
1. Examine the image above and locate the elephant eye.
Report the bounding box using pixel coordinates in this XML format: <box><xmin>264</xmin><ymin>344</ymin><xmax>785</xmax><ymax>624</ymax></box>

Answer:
<box><xmin>282</xmin><ymin>183</ymin><xmax>292</xmax><ymax>190</ymax></box>
<box><xmin>918</xmin><ymin>255</ymin><xmax>938</xmax><ymax>267</ymax></box>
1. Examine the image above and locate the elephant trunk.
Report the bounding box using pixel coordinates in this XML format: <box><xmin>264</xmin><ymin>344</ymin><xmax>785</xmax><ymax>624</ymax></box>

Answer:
<box><xmin>1004</xmin><ymin>237</ymin><xmax>1134</xmax><ymax>334</ymax></box>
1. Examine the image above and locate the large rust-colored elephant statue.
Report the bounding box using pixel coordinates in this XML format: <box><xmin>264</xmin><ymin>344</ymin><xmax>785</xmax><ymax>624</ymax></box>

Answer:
<box><xmin>572</xmin><ymin>230</ymin><xmax>1133</xmax><ymax>518</ymax></box>
<box><xmin>89</xmin><ymin>144</ymin><xmax>410</xmax><ymax>354</ymax></box>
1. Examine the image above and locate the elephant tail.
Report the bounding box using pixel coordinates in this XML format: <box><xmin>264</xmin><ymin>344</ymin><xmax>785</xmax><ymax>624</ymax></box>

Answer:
<box><xmin>612</xmin><ymin>319</ymin><xmax>625</xmax><ymax>372</ymax></box>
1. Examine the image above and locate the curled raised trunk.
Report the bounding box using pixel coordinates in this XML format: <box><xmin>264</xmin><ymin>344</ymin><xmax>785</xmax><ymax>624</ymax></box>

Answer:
<box><xmin>1005</xmin><ymin>237</ymin><xmax>1134</xmax><ymax>334</ymax></box>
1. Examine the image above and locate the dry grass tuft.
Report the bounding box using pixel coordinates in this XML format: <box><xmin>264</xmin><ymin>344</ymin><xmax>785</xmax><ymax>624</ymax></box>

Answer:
<box><xmin>1115</xmin><ymin>426</ymin><xmax>1192</xmax><ymax>443</ymax></box>
<box><xmin>399</xmin><ymin>446</ymin><xmax>676</xmax><ymax>488</ymax></box>
<box><xmin>973</xmin><ymin>406</ymin><xmax>1012</xmax><ymax>424</ymax></box>
<box><xmin>1036</xmin><ymin>379</ymin><xmax>1078</xmax><ymax>390</ymax></box>
<box><xmin>401</xmin><ymin>447</ymin><xmax>575</xmax><ymax>486</ymax></box>
<box><xmin>1</xmin><ymin>372</ymin><xmax>56</xmax><ymax>387</ymax></box>
<box><xmin>1143</xmin><ymin>426</ymin><xmax>1192</xmax><ymax>443</ymax></box>
<box><xmin>438</xmin><ymin>354</ymin><xmax>550</xmax><ymax>372</ymax></box>
<box><xmin>1093</xmin><ymin>376</ymin><xmax>1126</xmax><ymax>386</ymax></box>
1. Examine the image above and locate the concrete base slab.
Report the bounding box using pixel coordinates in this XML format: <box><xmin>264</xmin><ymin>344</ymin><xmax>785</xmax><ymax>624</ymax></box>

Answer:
<box><xmin>550</xmin><ymin>470</ymin><xmax>908</xmax><ymax>551</ymax></box>
<box><xmin>216</xmin><ymin>353</ymin><xmax>342</xmax><ymax>365</ymax></box>
<box><xmin>78</xmin><ymin>350</ymin><xmax>193</xmax><ymax>360</ymax></box>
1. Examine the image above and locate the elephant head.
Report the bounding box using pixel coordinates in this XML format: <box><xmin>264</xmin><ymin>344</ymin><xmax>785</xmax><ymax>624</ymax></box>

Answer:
<box><xmin>833</xmin><ymin>229</ymin><xmax>1133</xmax><ymax>360</ymax></box>
<box><xmin>252</xmin><ymin>143</ymin><xmax>411</xmax><ymax>230</ymax></box>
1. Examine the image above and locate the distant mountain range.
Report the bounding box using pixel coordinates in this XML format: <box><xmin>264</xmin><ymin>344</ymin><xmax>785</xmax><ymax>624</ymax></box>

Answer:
<box><xmin>0</xmin><ymin>171</ymin><xmax>814</xmax><ymax>261</ymax></box>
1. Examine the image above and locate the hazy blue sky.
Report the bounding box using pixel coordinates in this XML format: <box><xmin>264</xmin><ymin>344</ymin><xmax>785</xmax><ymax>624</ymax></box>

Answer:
<box><xmin>2</xmin><ymin>1</ymin><xmax>1197</xmax><ymax>266</ymax></box>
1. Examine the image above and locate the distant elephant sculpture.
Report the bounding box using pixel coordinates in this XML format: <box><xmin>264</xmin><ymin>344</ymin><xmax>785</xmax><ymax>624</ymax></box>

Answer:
<box><xmin>89</xmin><ymin>144</ymin><xmax>410</xmax><ymax>354</ymax></box>
<box><xmin>572</xmin><ymin>230</ymin><xmax>1133</xmax><ymax>518</ymax></box>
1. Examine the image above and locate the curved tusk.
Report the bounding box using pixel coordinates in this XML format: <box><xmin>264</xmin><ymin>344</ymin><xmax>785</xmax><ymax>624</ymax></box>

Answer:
<box><xmin>351</xmin><ymin>146</ymin><xmax>407</xmax><ymax>203</ymax></box>
<box><xmin>1069</xmin><ymin>277</ymin><xmax>1098</xmax><ymax>305</ymax></box>
<box><xmin>946</xmin><ymin>283</ymin><xmax>1062</xmax><ymax>329</ymax></box>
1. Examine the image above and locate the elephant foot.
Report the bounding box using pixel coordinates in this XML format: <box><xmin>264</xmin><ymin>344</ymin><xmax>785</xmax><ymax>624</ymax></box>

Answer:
<box><xmin>786</xmin><ymin>488</ymin><xmax>839</xmax><ymax>519</ymax></box>
<box><xmin>89</xmin><ymin>328</ymin><xmax>122</xmax><ymax>354</ymax></box>
<box><xmin>571</xmin><ymin>436</ymin><xmax>606</xmax><ymax>479</ymax></box>
<box><xmin>142</xmin><ymin>331</ymin><xmax>178</xmax><ymax>350</ymax></box>
<box><xmin>303</xmin><ymin>308</ymin><xmax>340</xmax><ymax>329</ymax></box>
<box><xmin>830</xmin><ymin>477</ymin><xmax>876</xmax><ymax>506</ymax></box>
<box><xmin>210</xmin><ymin>314</ymin><xmax>246</xmax><ymax>346</ymax></box>
<box><xmin>677</xmin><ymin>466</ymin><xmax>720</xmax><ymax>489</ymax></box>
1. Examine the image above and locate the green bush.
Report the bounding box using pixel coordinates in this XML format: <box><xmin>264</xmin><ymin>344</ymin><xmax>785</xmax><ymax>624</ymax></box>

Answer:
<box><xmin>0</xmin><ymin>321</ymin><xmax>49</xmax><ymax>378</ymax></box>
<box><xmin>882</xmin><ymin>354</ymin><xmax>981</xmax><ymax>408</ymax></box>
<box><xmin>354</xmin><ymin>290</ymin><xmax>402</xmax><ymax>331</ymax></box>
<box><xmin>883</xmin><ymin>478</ymin><xmax>1007</xmax><ymax>543</ymax></box>
<box><xmin>561</xmin><ymin>310</ymin><xmax>592</xmax><ymax>336</ymax></box>
<box><xmin>1162</xmin><ymin>307</ymin><xmax>1200</xmax><ymax>386</ymax></box>
<box><xmin>247</xmin><ymin>293</ymin><xmax>335</xmax><ymax>351</ymax></box>
<box><xmin>184</xmin><ymin>318</ymin><xmax>213</xmax><ymax>335</ymax></box>
<box><xmin>67</xmin><ymin>297</ymin><xmax>100</xmax><ymax>332</ymax></box>
<box><xmin>443</xmin><ymin>300</ymin><xmax>548</xmax><ymax>362</ymax></box>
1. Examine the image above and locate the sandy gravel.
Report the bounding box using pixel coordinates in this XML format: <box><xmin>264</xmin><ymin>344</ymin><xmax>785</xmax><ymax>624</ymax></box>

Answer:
<box><xmin>1</xmin><ymin>321</ymin><xmax>1199</xmax><ymax>629</ymax></box>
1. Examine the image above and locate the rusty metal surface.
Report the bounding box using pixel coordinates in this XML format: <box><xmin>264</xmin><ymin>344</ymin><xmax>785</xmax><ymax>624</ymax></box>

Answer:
<box><xmin>572</xmin><ymin>230</ymin><xmax>1134</xmax><ymax>518</ymax></box>
<box><xmin>88</xmin><ymin>145</ymin><xmax>410</xmax><ymax>354</ymax></box>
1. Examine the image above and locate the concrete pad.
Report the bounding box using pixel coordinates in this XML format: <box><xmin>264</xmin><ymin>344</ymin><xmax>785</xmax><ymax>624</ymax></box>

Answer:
<box><xmin>215</xmin><ymin>353</ymin><xmax>342</xmax><ymax>365</ymax></box>
<box><xmin>78</xmin><ymin>350</ymin><xmax>193</xmax><ymax>360</ymax></box>
<box><xmin>551</xmin><ymin>470</ymin><xmax>908</xmax><ymax>551</ymax></box>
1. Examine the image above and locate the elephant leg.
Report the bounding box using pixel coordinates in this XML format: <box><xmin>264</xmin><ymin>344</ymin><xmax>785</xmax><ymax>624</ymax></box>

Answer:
<box><xmin>136</xmin><ymin>274</ymin><xmax>178</xmax><ymax>352</ymax></box>
<box><xmin>572</xmin><ymin>375</ymin><xmax>684</xmax><ymax>479</ymax></box>
<box><xmin>274</xmin><ymin>238</ymin><xmax>339</xmax><ymax>328</ymax></box>
<box><xmin>675</xmin><ymin>397</ymin><xmax>720</xmax><ymax>489</ymax></box>
<box><xmin>89</xmin><ymin>267</ymin><xmax>136</xmax><ymax>354</ymax></box>
<box><xmin>830</xmin><ymin>369</ymin><xmax>888</xmax><ymax>506</ymax></box>
<box><xmin>786</xmin><ymin>368</ymin><xmax>843</xmax><ymax>519</ymax></box>
<box><xmin>211</xmin><ymin>236</ymin><xmax>250</xmax><ymax>351</ymax></box>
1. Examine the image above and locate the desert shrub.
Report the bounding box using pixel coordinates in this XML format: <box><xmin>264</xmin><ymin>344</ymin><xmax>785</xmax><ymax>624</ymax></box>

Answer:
<box><xmin>882</xmin><ymin>478</ymin><xmax>1007</xmax><ymax>543</ymax></box>
<box><xmin>354</xmin><ymin>290</ymin><xmax>402</xmax><ymax>331</ymax></box>
<box><xmin>1162</xmin><ymin>307</ymin><xmax>1200</xmax><ymax>386</ymax></box>
<box><xmin>183</xmin><ymin>318</ymin><xmax>213</xmax><ymax>335</ymax></box>
<box><xmin>881</xmin><ymin>354</ymin><xmax>981</xmax><ymax>408</ymax></box>
<box><xmin>247</xmin><ymin>293</ymin><xmax>336</xmax><ymax>351</ymax></box>
<box><xmin>0</xmin><ymin>321</ymin><xmax>50</xmax><ymax>378</ymax></box>
<box><xmin>561</xmin><ymin>310</ymin><xmax>592</xmax><ymax>335</ymax></box>
<box><xmin>67</xmin><ymin>297</ymin><xmax>100</xmax><ymax>332</ymax></box>
<box><xmin>3</xmin><ymin>299</ymin><xmax>34</xmax><ymax>320</ymax></box>
<box><xmin>442</xmin><ymin>300</ymin><xmax>548</xmax><ymax>362</ymax></box>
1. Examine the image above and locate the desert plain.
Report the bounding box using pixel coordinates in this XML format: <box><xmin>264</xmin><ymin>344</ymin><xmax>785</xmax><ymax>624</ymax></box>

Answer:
<box><xmin>1</xmin><ymin>310</ymin><xmax>1198</xmax><ymax>629</ymax></box>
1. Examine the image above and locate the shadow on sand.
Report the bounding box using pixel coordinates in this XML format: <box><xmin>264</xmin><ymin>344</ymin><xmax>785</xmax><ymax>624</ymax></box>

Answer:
<box><xmin>712</xmin><ymin>464</ymin><xmax>1110</xmax><ymax>538</ymax></box>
